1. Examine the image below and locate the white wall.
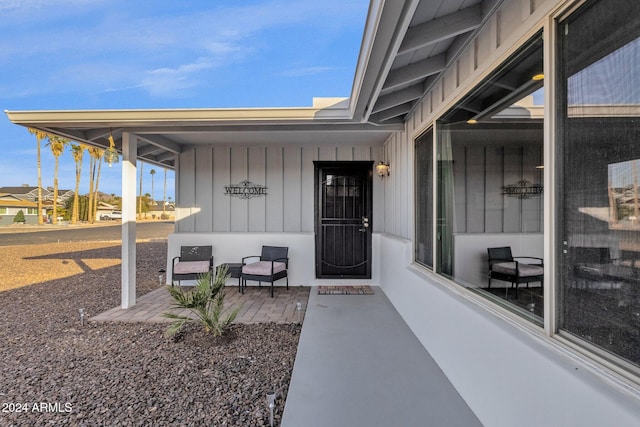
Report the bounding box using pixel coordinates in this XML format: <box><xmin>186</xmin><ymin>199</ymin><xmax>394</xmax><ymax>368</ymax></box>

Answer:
<box><xmin>167</xmin><ymin>232</ymin><xmax>382</xmax><ymax>286</ymax></box>
<box><xmin>379</xmin><ymin>234</ymin><xmax>640</xmax><ymax>427</ymax></box>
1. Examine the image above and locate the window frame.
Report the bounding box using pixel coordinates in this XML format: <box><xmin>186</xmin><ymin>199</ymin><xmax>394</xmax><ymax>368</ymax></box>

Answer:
<box><xmin>408</xmin><ymin>0</ymin><xmax>640</xmax><ymax>385</ymax></box>
<box><xmin>552</xmin><ymin>0</ymin><xmax>640</xmax><ymax>378</ymax></box>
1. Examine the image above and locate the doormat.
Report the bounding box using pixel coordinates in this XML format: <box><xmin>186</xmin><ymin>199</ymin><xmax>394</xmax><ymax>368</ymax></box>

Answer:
<box><xmin>317</xmin><ymin>285</ymin><xmax>374</xmax><ymax>295</ymax></box>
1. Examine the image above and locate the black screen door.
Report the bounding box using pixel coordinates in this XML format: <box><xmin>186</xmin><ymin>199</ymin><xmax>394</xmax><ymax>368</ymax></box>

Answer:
<box><xmin>315</xmin><ymin>161</ymin><xmax>372</xmax><ymax>278</ymax></box>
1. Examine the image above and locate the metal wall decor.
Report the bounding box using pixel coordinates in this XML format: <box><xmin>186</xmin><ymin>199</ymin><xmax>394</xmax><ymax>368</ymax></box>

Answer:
<box><xmin>502</xmin><ymin>179</ymin><xmax>543</xmax><ymax>199</ymax></box>
<box><xmin>224</xmin><ymin>180</ymin><xmax>268</xmax><ymax>199</ymax></box>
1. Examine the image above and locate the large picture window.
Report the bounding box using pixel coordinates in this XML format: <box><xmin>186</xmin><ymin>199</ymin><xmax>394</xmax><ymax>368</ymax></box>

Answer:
<box><xmin>557</xmin><ymin>0</ymin><xmax>640</xmax><ymax>369</ymax></box>
<box><xmin>415</xmin><ymin>129</ymin><xmax>433</xmax><ymax>268</ymax></box>
<box><xmin>436</xmin><ymin>34</ymin><xmax>545</xmax><ymax>322</ymax></box>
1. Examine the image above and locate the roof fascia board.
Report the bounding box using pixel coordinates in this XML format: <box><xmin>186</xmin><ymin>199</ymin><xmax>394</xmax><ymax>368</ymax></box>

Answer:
<box><xmin>348</xmin><ymin>0</ymin><xmax>386</xmax><ymax>116</ymax></box>
<box><xmin>4</xmin><ymin>105</ymin><xmax>354</xmax><ymax>126</ymax></box>
<box><xmin>349</xmin><ymin>0</ymin><xmax>421</xmax><ymax>122</ymax></box>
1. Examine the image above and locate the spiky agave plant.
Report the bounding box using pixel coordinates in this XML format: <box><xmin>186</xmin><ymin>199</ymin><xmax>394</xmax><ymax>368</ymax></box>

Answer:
<box><xmin>164</xmin><ymin>264</ymin><xmax>241</xmax><ymax>338</ymax></box>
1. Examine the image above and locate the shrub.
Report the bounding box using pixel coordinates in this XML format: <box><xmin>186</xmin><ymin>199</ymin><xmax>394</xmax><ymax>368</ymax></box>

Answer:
<box><xmin>13</xmin><ymin>210</ymin><xmax>25</xmax><ymax>223</ymax></box>
<box><xmin>164</xmin><ymin>265</ymin><xmax>241</xmax><ymax>338</ymax></box>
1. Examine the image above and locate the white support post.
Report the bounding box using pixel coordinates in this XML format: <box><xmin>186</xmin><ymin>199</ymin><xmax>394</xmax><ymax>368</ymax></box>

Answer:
<box><xmin>121</xmin><ymin>132</ymin><xmax>137</xmax><ymax>308</ymax></box>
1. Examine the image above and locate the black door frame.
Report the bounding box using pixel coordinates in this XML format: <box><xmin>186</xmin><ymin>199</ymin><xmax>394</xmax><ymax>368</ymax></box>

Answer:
<box><xmin>314</xmin><ymin>161</ymin><xmax>373</xmax><ymax>279</ymax></box>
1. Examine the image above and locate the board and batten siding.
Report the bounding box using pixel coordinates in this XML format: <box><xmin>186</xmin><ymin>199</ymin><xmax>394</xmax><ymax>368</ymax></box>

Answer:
<box><xmin>175</xmin><ymin>144</ymin><xmax>385</xmax><ymax>233</ymax></box>
<box><xmin>379</xmin><ymin>0</ymin><xmax>556</xmax><ymax>240</ymax></box>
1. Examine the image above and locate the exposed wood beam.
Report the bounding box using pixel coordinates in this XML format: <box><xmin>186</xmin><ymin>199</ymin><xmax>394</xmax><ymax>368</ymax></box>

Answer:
<box><xmin>398</xmin><ymin>5</ymin><xmax>483</xmax><ymax>55</ymax></box>
<box><xmin>370</xmin><ymin>116</ymin><xmax>405</xmax><ymax>126</ymax></box>
<box><xmin>137</xmin><ymin>144</ymin><xmax>163</xmax><ymax>156</ymax></box>
<box><xmin>85</xmin><ymin>128</ymin><xmax>114</xmax><ymax>141</ymax></box>
<box><xmin>156</xmin><ymin>152</ymin><xmax>176</xmax><ymax>163</ymax></box>
<box><xmin>383</xmin><ymin>54</ymin><xmax>446</xmax><ymax>91</ymax></box>
<box><xmin>369</xmin><ymin>102</ymin><xmax>413</xmax><ymax>123</ymax></box>
<box><xmin>372</xmin><ymin>84</ymin><xmax>424</xmax><ymax>113</ymax></box>
<box><xmin>43</xmin><ymin>128</ymin><xmax>87</xmax><ymax>142</ymax></box>
<box><xmin>135</xmin><ymin>134</ymin><xmax>182</xmax><ymax>154</ymax></box>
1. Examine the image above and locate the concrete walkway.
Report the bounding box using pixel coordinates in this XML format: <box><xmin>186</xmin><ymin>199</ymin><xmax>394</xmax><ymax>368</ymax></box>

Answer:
<box><xmin>282</xmin><ymin>286</ymin><xmax>482</xmax><ymax>427</ymax></box>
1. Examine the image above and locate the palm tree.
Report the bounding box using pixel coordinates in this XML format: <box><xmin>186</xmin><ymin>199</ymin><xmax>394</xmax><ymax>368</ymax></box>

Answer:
<box><xmin>92</xmin><ymin>148</ymin><xmax>104</xmax><ymax>221</ymax></box>
<box><xmin>47</xmin><ymin>135</ymin><xmax>69</xmax><ymax>224</ymax></box>
<box><xmin>28</xmin><ymin>128</ymin><xmax>48</xmax><ymax>225</ymax></box>
<box><xmin>87</xmin><ymin>147</ymin><xmax>102</xmax><ymax>223</ymax></box>
<box><xmin>70</xmin><ymin>143</ymin><xmax>86</xmax><ymax>224</ymax></box>
<box><xmin>163</xmin><ymin>168</ymin><xmax>167</xmax><ymax>215</ymax></box>
<box><xmin>150</xmin><ymin>168</ymin><xmax>156</xmax><ymax>205</ymax></box>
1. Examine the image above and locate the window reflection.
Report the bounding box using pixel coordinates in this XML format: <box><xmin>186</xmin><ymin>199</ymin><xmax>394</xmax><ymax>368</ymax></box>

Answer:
<box><xmin>558</xmin><ymin>0</ymin><xmax>640</xmax><ymax>369</ymax></box>
<box><xmin>435</xmin><ymin>33</ymin><xmax>545</xmax><ymax>322</ymax></box>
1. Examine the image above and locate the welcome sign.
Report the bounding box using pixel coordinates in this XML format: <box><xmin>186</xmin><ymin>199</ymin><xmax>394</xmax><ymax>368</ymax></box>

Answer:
<box><xmin>224</xmin><ymin>180</ymin><xmax>268</xmax><ymax>199</ymax></box>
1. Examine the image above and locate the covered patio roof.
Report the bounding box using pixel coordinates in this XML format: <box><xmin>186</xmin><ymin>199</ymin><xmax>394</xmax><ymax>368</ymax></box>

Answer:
<box><xmin>4</xmin><ymin>98</ymin><xmax>401</xmax><ymax>170</ymax></box>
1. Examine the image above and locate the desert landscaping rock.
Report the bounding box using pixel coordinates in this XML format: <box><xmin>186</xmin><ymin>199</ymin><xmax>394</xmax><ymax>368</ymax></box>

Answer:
<box><xmin>0</xmin><ymin>241</ymin><xmax>300</xmax><ymax>426</ymax></box>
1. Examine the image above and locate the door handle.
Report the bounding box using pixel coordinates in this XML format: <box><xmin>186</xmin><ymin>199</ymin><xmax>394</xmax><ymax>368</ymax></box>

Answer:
<box><xmin>358</xmin><ymin>217</ymin><xmax>369</xmax><ymax>232</ymax></box>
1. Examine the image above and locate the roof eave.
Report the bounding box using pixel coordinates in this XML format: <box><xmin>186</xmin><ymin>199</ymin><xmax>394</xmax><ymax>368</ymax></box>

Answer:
<box><xmin>349</xmin><ymin>0</ymin><xmax>420</xmax><ymax>122</ymax></box>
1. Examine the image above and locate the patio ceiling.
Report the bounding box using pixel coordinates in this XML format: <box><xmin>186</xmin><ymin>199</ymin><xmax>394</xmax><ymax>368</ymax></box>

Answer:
<box><xmin>5</xmin><ymin>0</ymin><xmax>499</xmax><ymax>170</ymax></box>
<box><xmin>353</xmin><ymin>0</ymin><xmax>499</xmax><ymax>125</ymax></box>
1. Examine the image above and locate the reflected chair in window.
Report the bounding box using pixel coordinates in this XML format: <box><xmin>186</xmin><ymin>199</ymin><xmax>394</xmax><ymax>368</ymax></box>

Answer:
<box><xmin>171</xmin><ymin>245</ymin><xmax>214</xmax><ymax>286</ymax></box>
<box><xmin>570</xmin><ymin>247</ymin><xmax>611</xmax><ymax>288</ymax></box>
<box><xmin>241</xmin><ymin>246</ymin><xmax>289</xmax><ymax>297</ymax></box>
<box><xmin>487</xmin><ymin>247</ymin><xmax>543</xmax><ymax>298</ymax></box>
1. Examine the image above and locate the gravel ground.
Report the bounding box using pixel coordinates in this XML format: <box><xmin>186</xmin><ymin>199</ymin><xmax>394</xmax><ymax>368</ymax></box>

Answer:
<box><xmin>0</xmin><ymin>240</ymin><xmax>301</xmax><ymax>426</ymax></box>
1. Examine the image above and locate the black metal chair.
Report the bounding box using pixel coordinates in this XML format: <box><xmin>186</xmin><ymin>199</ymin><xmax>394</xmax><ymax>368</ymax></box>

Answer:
<box><xmin>241</xmin><ymin>246</ymin><xmax>289</xmax><ymax>297</ymax></box>
<box><xmin>171</xmin><ymin>245</ymin><xmax>213</xmax><ymax>286</ymax></box>
<box><xmin>487</xmin><ymin>246</ymin><xmax>543</xmax><ymax>297</ymax></box>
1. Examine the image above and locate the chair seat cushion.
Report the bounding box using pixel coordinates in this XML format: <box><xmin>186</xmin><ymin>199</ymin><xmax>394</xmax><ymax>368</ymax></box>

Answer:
<box><xmin>493</xmin><ymin>262</ymin><xmax>543</xmax><ymax>277</ymax></box>
<box><xmin>242</xmin><ymin>261</ymin><xmax>286</xmax><ymax>276</ymax></box>
<box><xmin>174</xmin><ymin>260</ymin><xmax>210</xmax><ymax>274</ymax></box>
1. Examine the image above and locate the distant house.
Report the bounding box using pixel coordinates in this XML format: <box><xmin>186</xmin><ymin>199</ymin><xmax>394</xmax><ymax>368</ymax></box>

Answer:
<box><xmin>51</xmin><ymin>188</ymin><xmax>75</xmax><ymax>205</ymax></box>
<box><xmin>0</xmin><ymin>186</ymin><xmax>51</xmax><ymax>202</ymax></box>
<box><xmin>0</xmin><ymin>186</ymin><xmax>76</xmax><ymax>222</ymax></box>
<box><xmin>0</xmin><ymin>193</ymin><xmax>41</xmax><ymax>225</ymax></box>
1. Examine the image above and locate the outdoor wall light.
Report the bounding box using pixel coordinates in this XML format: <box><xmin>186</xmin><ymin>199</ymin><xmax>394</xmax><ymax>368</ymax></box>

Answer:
<box><xmin>103</xmin><ymin>134</ymin><xmax>119</xmax><ymax>167</ymax></box>
<box><xmin>375</xmin><ymin>161</ymin><xmax>390</xmax><ymax>178</ymax></box>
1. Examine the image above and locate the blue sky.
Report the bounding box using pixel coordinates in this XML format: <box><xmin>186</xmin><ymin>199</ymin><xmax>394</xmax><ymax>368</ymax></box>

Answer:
<box><xmin>0</xmin><ymin>0</ymin><xmax>368</xmax><ymax>199</ymax></box>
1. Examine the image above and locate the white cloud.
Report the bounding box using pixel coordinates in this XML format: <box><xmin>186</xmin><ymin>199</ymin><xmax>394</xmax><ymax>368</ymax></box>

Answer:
<box><xmin>281</xmin><ymin>66</ymin><xmax>336</xmax><ymax>77</ymax></box>
<box><xmin>141</xmin><ymin>58</ymin><xmax>217</xmax><ymax>97</ymax></box>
